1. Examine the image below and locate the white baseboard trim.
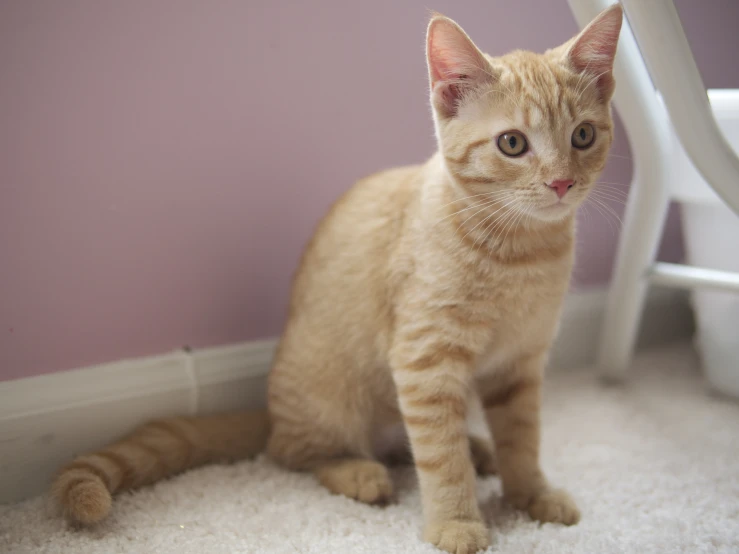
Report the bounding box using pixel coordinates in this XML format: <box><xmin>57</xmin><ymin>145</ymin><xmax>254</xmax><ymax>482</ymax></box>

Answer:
<box><xmin>550</xmin><ymin>285</ymin><xmax>693</xmax><ymax>371</ymax></box>
<box><xmin>0</xmin><ymin>342</ymin><xmax>276</xmax><ymax>505</ymax></box>
<box><xmin>0</xmin><ymin>286</ymin><xmax>692</xmax><ymax>505</ymax></box>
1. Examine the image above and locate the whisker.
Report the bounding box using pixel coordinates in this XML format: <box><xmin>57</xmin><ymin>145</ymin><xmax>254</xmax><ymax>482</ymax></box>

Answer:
<box><xmin>588</xmin><ymin>196</ymin><xmax>624</xmax><ymax>234</ymax></box>
<box><xmin>595</xmin><ymin>180</ymin><xmax>630</xmax><ymax>188</ymax></box>
<box><xmin>460</xmin><ymin>196</ymin><xmax>518</xmax><ymax>245</ymax></box>
<box><xmin>579</xmin><ymin>201</ymin><xmax>592</xmax><ymax>225</ymax></box>
<box><xmin>525</xmin><ymin>202</ymin><xmax>535</xmax><ymax>229</ymax></box>
<box><xmin>518</xmin><ymin>202</ymin><xmax>531</xmax><ymax>231</ymax></box>
<box><xmin>475</xmin><ymin>217</ymin><xmax>500</xmax><ymax>257</ymax></box>
<box><xmin>501</xmin><ymin>205</ymin><xmax>527</xmax><ymax>248</ymax></box>
<box><xmin>434</xmin><ymin>189</ymin><xmax>515</xmax><ymax>226</ymax></box>
<box><xmin>594</xmin><ymin>184</ymin><xmax>630</xmax><ymax>199</ymax></box>
<box><xmin>474</xmin><ymin>202</ymin><xmax>518</xmax><ymax>254</ymax></box>
<box><xmin>593</xmin><ymin>187</ymin><xmax>629</xmax><ymax>199</ymax></box>
<box><xmin>436</xmin><ymin>190</ymin><xmax>508</xmax><ymax>211</ymax></box>
<box><xmin>435</xmin><ymin>197</ymin><xmax>503</xmax><ymax>226</ymax></box>
<box><xmin>475</xmin><ymin>218</ymin><xmax>497</xmax><ymax>257</ymax></box>
<box><xmin>478</xmin><ymin>213</ymin><xmax>510</xmax><ymax>256</ymax></box>
<box><xmin>590</xmin><ymin>190</ymin><xmax>628</xmax><ymax>206</ymax></box>
<box><xmin>592</xmin><ymin>187</ymin><xmax>627</xmax><ymax>199</ymax></box>
<box><xmin>486</xmin><ymin>204</ymin><xmax>521</xmax><ymax>252</ymax></box>
<box><xmin>491</xmin><ymin>208</ymin><xmax>523</xmax><ymax>254</ymax></box>
<box><xmin>587</xmin><ymin>198</ymin><xmax>617</xmax><ymax>235</ymax></box>
<box><xmin>456</xmin><ymin>194</ymin><xmax>515</xmax><ymax>237</ymax></box>
<box><xmin>466</xmin><ymin>207</ymin><xmax>516</xmax><ymax>255</ymax></box>
<box><xmin>518</xmin><ymin>203</ymin><xmax>533</xmax><ymax>235</ymax></box>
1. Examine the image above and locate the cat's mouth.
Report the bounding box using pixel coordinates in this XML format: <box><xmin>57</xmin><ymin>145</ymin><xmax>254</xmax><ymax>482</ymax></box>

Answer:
<box><xmin>534</xmin><ymin>200</ymin><xmax>574</xmax><ymax>220</ymax></box>
<box><xmin>540</xmin><ymin>201</ymin><xmax>571</xmax><ymax>211</ymax></box>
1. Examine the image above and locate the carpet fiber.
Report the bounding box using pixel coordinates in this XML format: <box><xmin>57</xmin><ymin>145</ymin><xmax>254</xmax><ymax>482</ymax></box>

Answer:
<box><xmin>2</xmin><ymin>343</ymin><xmax>739</xmax><ymax>553</ymax></box>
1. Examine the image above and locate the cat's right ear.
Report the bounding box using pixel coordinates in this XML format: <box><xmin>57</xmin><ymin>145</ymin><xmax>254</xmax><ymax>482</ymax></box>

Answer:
<box><xmin>564</xmin><ymin>3</ymin><xmax>623</xmax><ymax>99</ymax></box>
<box><xmin>426</xmin><ymin>14</ymin><xmax>497</xmax><ymax>118</ymax></box>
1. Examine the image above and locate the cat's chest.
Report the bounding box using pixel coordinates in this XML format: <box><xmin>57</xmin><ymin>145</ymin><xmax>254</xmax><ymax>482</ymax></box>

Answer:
<box><xmin>470</xmin><ymin>270</ymin><xmax>568</xmax><ymax>371</ymax></box>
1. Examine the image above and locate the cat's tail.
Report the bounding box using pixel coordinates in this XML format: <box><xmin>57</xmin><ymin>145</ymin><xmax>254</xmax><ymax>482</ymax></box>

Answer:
<box><xmin>51</xmin><ymin>409</ymin><xmax>270</xmax><ymax>525</ymax></box>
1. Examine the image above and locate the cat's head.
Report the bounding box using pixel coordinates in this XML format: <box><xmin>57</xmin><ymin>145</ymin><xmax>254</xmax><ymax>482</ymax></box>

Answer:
<box><xmin>427</xmin><ymin>4</ymin><xmax>623</xmax><ymax>223</ymax></box>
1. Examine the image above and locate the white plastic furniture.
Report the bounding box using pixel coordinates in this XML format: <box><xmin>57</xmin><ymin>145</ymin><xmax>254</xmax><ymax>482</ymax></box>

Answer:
<box><xmin>566</xmin><ymin>0</ymin><xmax>739</xmax><ymax>381</ymax></box>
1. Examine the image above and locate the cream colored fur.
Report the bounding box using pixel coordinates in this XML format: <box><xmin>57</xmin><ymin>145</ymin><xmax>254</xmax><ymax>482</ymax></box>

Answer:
<box><xmin>51</xmin><ymin>6</ymin><xmax>623</xmax><ymax>554</ymax></box>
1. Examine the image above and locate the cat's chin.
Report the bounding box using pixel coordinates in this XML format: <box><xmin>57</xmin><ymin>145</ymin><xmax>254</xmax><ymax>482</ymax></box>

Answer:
<box><xmin>531</xmin><ymin>202</ymin><xmax>575</xmax><ymax>223</ymax></box>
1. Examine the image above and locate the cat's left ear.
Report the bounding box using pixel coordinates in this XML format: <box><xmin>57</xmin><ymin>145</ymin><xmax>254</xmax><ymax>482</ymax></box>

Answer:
<box><xmin>426</xmin><ymin>14</ymin><xmax>497</xmax><ymax>118</ymax></box>
<box><xmin>565</xmin><ymin>3</ymin><xmax>623</xmax><ymax>98</ymax></box>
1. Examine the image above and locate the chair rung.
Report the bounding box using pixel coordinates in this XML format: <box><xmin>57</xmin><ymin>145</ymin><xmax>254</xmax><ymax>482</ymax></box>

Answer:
<box><xmin>648</xmin><ymin>262</ymin><xmax>739</xmax><ymax>293</ymax></box>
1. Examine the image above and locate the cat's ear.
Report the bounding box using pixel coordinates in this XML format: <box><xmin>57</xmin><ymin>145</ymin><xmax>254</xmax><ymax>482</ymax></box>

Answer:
<box><xmin>565</xmin><ymin>3</ymin><xmax>623</xmax><ymax>98</ymax></box>
<box><xmin>426</xmin><ymin>14</ymin><xmax>497</xmax><ymax>118</ymax></box>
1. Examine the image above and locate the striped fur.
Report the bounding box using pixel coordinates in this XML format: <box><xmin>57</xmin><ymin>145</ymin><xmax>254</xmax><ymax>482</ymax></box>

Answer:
<box><xmin>52</xmin><ymin>411</ymin><xmax>269</xmax><ymax>525</ymax></box>
<box><xmin>52</xmin><ymin>6</ymin><xmax>622</xmax><ymax>552</ymax></box>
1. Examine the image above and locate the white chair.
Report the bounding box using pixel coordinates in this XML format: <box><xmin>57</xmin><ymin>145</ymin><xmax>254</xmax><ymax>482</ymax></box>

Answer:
<box><xmin>566</xmin><ymin>0</ymin><xmax>739</xmax><ymax>384</ymax></box>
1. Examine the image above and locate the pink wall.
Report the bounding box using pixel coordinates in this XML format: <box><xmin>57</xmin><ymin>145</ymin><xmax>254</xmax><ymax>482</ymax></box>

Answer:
<box><xmin>2</xmin><ymin>0</ymin><xmax>738</xmax><ymax>381</ymax></box>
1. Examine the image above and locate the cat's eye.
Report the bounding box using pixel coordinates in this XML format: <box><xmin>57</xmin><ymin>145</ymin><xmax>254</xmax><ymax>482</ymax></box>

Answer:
<box><xmin>571</xmin><ymin>122</ymin><xmax>596</xmax><ymax>149</ymax></box>
<box><xmin>497</xmin><ymin>131</ymin><xmax>528</xmax><ymax>157</ymax></box>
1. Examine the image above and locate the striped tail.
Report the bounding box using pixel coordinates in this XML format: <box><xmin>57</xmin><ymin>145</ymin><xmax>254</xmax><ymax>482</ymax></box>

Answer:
<box><xmin>51</xmin><ymin>410</ymin><xmax>270</xmax><ymax>525</ymax></box>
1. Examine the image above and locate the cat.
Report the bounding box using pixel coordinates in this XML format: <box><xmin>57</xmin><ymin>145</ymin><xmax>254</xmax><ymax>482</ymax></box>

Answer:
<box><xmin>51</xmin><ymin>5</ymin><xmax>623</xmax><ymax>553</ymax></box>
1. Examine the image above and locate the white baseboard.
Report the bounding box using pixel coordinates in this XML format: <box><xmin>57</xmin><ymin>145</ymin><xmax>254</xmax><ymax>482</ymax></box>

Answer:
<box><xmin>550</xmin><ymin>285</ymin><xmax>694</xmax><ymax>371</ymax></box>
<box><xmin>0</xmin><ymin>287</ymin><xmax>692</xmax><ymax>505</ymax></box>
<box><xmin>0</xmin><ymin>342</ymin><xmax>275</xmax><ymax>505</ymax></box>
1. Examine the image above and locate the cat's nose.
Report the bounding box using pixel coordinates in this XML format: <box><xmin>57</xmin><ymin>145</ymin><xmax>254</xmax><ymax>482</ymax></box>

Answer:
<box><xmin>546</xmin><ymin>179</ymin><xmax>574</xmax><ymax>199</ymax></box>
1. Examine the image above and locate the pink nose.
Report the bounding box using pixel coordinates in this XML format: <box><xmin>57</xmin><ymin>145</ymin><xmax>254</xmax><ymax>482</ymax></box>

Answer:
<box><xmin>547</xmin><ymin>179</ymin><xmax>574</xmax><ymax>199</ymax></box>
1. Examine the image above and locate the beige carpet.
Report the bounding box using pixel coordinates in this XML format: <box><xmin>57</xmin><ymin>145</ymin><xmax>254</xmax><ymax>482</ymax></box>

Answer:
<box><xmin>2</xmin><ymin>343</ymin><xmax>738</xmax><ymax>553</ymax></box>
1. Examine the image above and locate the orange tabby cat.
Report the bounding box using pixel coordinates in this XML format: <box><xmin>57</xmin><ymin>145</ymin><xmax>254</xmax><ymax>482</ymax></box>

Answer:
<box><xmin>52</xmin><ymin>5</ymin><xmax>622</xmax><ymax>553</ymax></box>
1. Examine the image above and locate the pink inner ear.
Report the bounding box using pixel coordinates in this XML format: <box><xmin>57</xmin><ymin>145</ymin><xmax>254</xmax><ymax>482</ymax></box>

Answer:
<box><xmin>569</xmin><ymin>6</ymin><xmax>622</xmax><ymax>76</ymax></box>
<box><xmin>429</xmin><ymin>50</ymin><xmax>466</xmax><ymax>87</ymax></box>
<box><xmin>427</xmin><ymin>18</ymin><xmax>487</xmax><ymax>89</ymax></box>
<box><xmin>427</xmin><ymin>17</ymin><xmax>493</xmax><ymax>116</ymax></box>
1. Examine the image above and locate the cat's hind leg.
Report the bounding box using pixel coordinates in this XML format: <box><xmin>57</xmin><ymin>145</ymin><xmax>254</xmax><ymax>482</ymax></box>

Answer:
<box><xmin>313</xmin><ymin>458</ymin><xmax>394</xmax><ymax>504</ymax></box>
<box><xmin>266</xmin><ymin>369</ymin><xmax>394</xmax><ymax>505</ymax></box>
<box><xmin>268</xmin><ymin>421</ymin><xmax>395</xmax><ymax>505</ymax></box>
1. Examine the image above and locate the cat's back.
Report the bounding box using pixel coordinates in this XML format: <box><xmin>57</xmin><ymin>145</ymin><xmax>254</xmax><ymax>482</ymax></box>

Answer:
<box><xmin>328</xmin><ymin>164</ymin><xmax>423</xmax><ymax>239</ymax></box>
<box><xmin>282</xmin><ymin>163</ymin><xmax>423</xmax><ymax>345</ymax></box>
<box><xmin>295</xmin><ymin>164</ymin><xmax>421</xmax><ymax>284</ymax></box>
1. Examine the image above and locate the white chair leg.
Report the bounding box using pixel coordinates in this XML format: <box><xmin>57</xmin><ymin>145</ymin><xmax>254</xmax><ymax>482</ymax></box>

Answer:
<box><xmin>596</xmin><ymin>174</ymin><xmax>672</xmax><ymax>382</ymax></box>
<box><xmin>568</xmin><ymin>0</ymin><xmax>678</xmax><ymax>381</ymax></box>
<box><xmin>620</xmin><ymin>0</ymin><xmax>739</xmax><ymax>217</ymax></box>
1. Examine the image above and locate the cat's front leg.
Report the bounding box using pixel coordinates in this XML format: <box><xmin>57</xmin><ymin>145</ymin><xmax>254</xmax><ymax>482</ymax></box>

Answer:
<box><xmin>482</xmin><ymin>351</ymin><xmax>580</xmax><ymax>525</ymax></box>
<box><xmin>391</xmin><ymin>336</ymin><xmax>489</xmax><ymax>554</ymax></box>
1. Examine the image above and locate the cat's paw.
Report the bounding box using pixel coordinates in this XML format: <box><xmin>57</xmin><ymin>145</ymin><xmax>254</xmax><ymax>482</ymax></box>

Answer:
<box><xmin>526</xmin><ymin>488</ymin><xmax>580</xmax><ymax>525</ymax></box>
<box><xmin>424</xmin><ymin>519</ymin><xmax>490</xmax><ymax>554</ymax></box>
<box><xmin>315</xmin><ymin>459</ymin><xmax>394</xmax><ymax>505</ymax></box>
<box><xmin>468</xmin><ymin>436</ymin><xmax>497</xmax><ymax>476</ymax></box>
